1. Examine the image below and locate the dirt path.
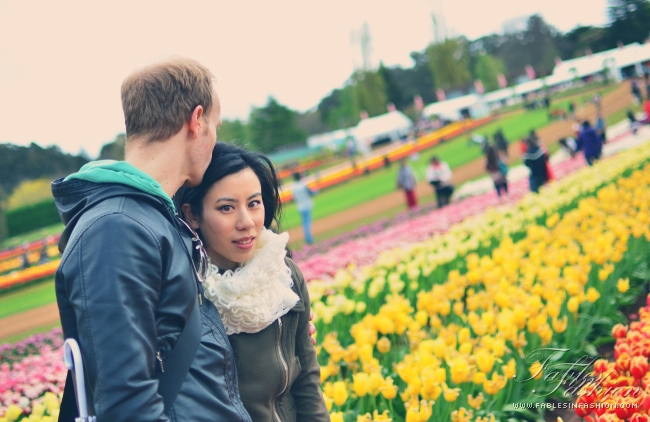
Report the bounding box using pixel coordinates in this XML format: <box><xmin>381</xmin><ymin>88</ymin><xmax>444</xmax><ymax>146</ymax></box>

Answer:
<box><xmin>287</xmin><ymin>82</ymin><xmax>632</xmax><ymax>242</ymax></box>
<box><xmin>0</xmin><ymin>83</ymin><xmax>633</xmax><ymax>341</ymax></box>
<box><xmin>0</xmin><ymin>303</ymin><xmax>59</xmax><ymax>341</ymax></box>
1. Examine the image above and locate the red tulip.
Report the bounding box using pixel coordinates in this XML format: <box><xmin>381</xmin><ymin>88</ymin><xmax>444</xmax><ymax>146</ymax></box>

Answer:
<box><xmin>631</xmin><ymin>356</ymin><xmax>649</xmax><ymax>379</ymax></box>
<box><xmin>575</xmin><ymin>395</ymin><xmax>593</xmax><ymax>417</ymax></box>
<box><xmin>614</xmin><ymin>398</ymin><xmax>635</xmax><ymax>419</ymax></box>
<box><xmin>617</xmin><ymin>352</ymin><xmax>631</xmax><ymax>373</ymax></box>
<box><xmin>593</xmin><ymin>359</ymin><xmax>609</xmax><ymax>374</ymax></box>
<box><xmin>613</xmin><ymin>324</ymin><xmax>628</xmax><ymax>339</ymax></box>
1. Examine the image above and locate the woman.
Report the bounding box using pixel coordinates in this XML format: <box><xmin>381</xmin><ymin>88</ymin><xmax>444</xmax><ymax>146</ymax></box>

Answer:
<box><xmin>425</xmin><ymin>155</ymin><xmax>454</xmax><ymax>208</ymax></box>
<box><xmin>523</xmin><ymin>137</ymin><xmax>549</xmax><ymax>193</ymax></box>
<box><xmin>485</xmin><ymin>145</ymin><xmax>508</xmax><ymax>198</ymax></box>
<box><xmin>178</xmin><ymin>143</ymin><xmax>329</xmax><ymax>422</ymax></box>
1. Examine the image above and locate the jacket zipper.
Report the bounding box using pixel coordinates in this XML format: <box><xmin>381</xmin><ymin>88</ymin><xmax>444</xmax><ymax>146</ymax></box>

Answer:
<box><xmin>156</xmin><ymin>350</ymin><xmax>165</xmax><ymax>373</ymax></box>
<box><xmin>272</xmin><ymin>318</ymin><xmax>289</xmax><ymax>422</ymax></box>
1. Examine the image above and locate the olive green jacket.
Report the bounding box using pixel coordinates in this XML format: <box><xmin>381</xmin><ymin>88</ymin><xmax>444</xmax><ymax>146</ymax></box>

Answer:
<box><xmin>228</xmin><ymin>258</ymin><xmax>329</xmax><ymax>422</ymax></box>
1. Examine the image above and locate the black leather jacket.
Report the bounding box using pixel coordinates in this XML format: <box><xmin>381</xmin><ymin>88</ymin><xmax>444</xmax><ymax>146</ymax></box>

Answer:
<box><xmin>52</xmin><ymin>178</ymin><xmax>251</xmax><ymax>422</ymax></box>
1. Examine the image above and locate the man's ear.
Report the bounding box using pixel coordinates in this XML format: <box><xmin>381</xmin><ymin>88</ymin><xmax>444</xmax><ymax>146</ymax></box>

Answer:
<box><xmin>181</xmin><ymin>204</ymin><xmax>201</xmax><ymax>230</ymax></box>
<box><xmin>188</xmin><ymin>105</ymin><xmax>205</xmax><ymax>139</ymax></box>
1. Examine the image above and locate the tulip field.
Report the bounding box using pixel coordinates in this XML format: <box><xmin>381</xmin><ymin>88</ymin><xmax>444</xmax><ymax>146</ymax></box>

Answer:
<box><xmin>1</xmin><ymin>139</ymin><xmax>650</xmax><ymax>421</ymax></box>
<box><xmin>309</xmin><ymin>142</ymin><xmax>650</xmax><ymax>421</ymax></box>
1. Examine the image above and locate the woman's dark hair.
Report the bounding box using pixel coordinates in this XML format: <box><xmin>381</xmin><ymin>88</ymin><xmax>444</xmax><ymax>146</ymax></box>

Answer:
<box><xmin>177</xmin><ymin>142</ymin><xmax>282</xmax><ymax>230</ymax></box>
<box><xmin>485</xmin><ymin>145</ymin><xmax>499</xmax><ymax>172</ymax></box>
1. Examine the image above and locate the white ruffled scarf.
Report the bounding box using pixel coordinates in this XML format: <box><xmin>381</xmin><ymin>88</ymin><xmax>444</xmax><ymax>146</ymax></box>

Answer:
<box><xmin>202</xmin><ymin>229</ymin><xmax>299</xmax><ymax>335</ymax></box>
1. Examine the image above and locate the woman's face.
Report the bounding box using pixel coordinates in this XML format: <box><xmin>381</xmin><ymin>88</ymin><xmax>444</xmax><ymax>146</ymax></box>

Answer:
<box><xmin>184</xmin><ymin>168</ymin><xmax>265</xmax><ymax>271</ymax></box>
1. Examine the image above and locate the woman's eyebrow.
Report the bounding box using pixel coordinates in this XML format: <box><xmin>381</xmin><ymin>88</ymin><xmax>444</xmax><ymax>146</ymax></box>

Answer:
<box><xmin>216</xmin><ymin>192</ymin><xmax>262</xmax><ymax>203</ymax></box>
<box><xmin>216</xmin><ymin>197</ymin><xmax>236</xmax><ymax>203</ymax></box>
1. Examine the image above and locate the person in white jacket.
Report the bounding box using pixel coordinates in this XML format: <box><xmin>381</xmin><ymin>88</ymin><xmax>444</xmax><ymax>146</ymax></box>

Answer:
<box><xmin>425</xmin><ymin>156</ymin><xmax>454</xmax><ymax>208</ymax></box>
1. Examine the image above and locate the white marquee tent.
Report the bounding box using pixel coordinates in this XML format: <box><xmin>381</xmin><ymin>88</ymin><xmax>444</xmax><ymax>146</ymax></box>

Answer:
<box><xmin>352</xmin><ymin>110</ymin><xmax>412</xmax><ymax>151</ymax></box>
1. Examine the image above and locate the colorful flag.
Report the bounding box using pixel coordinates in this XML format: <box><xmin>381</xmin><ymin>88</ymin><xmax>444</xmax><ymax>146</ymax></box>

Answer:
<box><xmin>525</xmin><ymin>65</ymin><xmax>536</xmax><ymax>80</ymax></box>
<box><xmin>497</xmin><ymin>73</ymin><xmax>507</xmax><ymax>89</ymax></box>
<box><xmin>474</xmin><ymin>79</ymin><xmax>485</xmax><ymax>95</ymax></box>
<box><xmin>436</xmin><ymin>88</ymin><xmax>446</xmax><ymax>102</ymax></box>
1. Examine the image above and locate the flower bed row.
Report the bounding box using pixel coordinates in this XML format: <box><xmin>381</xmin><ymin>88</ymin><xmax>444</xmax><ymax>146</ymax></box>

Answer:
<box><xmin>296</xmin><ymin>153</ymin><xmax>596</xmax><ymax>283</ymax></box>
<box><xmin>312</xmin><ymin>148</ymin><xmax>650</xmax><ymax>420</ymax></box>
<box><xmin>0</xmin><ymin>236</ymin><xmax>60</xmax><ymax>263</ymax></box>
<box><xmin>0</xmin><ymin>329</ymin><xmax>65</xmax><ymax>421</ymax></box>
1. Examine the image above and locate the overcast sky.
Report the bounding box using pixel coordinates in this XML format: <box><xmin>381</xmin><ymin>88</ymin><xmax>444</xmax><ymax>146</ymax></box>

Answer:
<box><xmin>0</xmin><ymin>0</ymin><xmax>609</xmax><ymax>157</ymax></box>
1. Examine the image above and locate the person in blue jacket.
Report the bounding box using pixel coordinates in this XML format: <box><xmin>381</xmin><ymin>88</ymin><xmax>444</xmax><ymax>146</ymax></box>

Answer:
<box><xmin>576</xmin><ymin>120</ymin><xmax>603</xmax><ymax>166</ymax></box>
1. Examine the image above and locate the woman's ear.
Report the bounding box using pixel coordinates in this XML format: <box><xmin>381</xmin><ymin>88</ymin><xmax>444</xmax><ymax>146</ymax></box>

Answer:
<box><xmin>181</xmin><ymin>204</ymin><xmax>201</xmax><ymax>230</ymax></box>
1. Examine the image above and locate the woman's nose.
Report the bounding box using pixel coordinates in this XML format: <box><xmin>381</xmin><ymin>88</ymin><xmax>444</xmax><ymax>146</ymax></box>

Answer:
<box><xmin>236</xmin><ymin>210</ymin><xmax>255</xmax><ymax>230</ymax></box>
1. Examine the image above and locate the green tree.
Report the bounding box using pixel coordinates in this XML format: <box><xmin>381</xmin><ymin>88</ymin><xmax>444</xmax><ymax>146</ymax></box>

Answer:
<box><xmin>248</xmin><ymin>97</ymin><xmax>306</xmax><ymax>153</ymax></box>
<box><xmin>378</xmin><ymin>62</ymin><xmax>404</xmax><ymax>109</ymax></box>
<box><xmin>474</xmin><ymin>53</ymin><xmax>507</xmax><ymax>92</ymax></box>
<box><xmin>0</xmin><ymin>184</ymin><xmax>7</xmax><ymax>243</ymax></box>
<box><xmin>98</xmin><ymin>133</ymin><xmax>126</xmax><ymax>160</ymax></box>
<box><xmin>321</xmin><ymin>85</ymin><xmax>360</xmax><ymax>129</ymax></box>
<box><xmin>218</xmin><ymin>119</ymin><xmax>253</xmax><ymax>149</ymax></box>
<box><xmin>353</xmin><ymin>70</ymin><xmax>389</xmax><ymax>117</ymax></box>
<box><xmin>608</xmin><ymin>0</ymin><xmax>650</xmax><ymax>45</ymax></box>
<box><xmin>426</xmin><ymin>37</ymin><xmax>472</xmax><ymax>91</ymax></box>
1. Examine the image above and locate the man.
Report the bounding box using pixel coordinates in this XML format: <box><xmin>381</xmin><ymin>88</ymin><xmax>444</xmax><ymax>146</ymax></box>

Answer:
<box><xmin>425</xmin><ymin>156</ymin><xmax>454</xmax><ymax>208</ymax></box>
<box><xmin>396</xmin><ymin>158</ymin><xmax>418</xmax><ymax>210</ymax></box>
<box><xmin>292</xmin><ymin>171</ymin><xmax>316</xmax><ymax>244</ymax></box>
<box><xmin>576</xmin><ymin>120</ymin><xmax>603</xmax><ymax>166</ymax></box>
<box><xmin>52</xmin><ymin>58</ymin><xmax>251</xmax><ymax>421</ymax></box>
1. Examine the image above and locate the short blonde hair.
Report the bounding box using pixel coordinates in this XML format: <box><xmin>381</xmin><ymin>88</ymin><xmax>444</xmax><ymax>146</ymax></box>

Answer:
<box><xmin>121</xmin><ymin>58</ymin><xmax>214</xmax><ymax>142</ymax></box>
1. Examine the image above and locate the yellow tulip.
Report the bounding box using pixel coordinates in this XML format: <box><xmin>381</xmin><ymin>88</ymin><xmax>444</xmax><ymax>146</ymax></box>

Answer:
<box><xmin>529</xmin><ymin>361</ymin><xmax>544</xmax><ymax>380</ymax></box>
<box><xmin>332</xmin><ymin>381</ymin><xmax>348</xmax><ymax>406</ymax></box>
<box><xmin>380</xmin><ymin>377</ymin><xmax>398</xmax><ymax>400</ymax></box>
<box><xmin>373</xmin><ymin>410</ymin><xmax>393</xmax><ymax>421</ymax></box>
<box><xmin>330</xmin><ymin>411</ymin><xmax>345</xmax><ymax>422</ymax></box>
<box><xmin>617</xmin><ymin>277</ymin><xmax>630</xmax><ymax>293</ymax></box>
<box><xmin>443</xmin><ymin>383</ymin><xmax>461</xmax><ymax>402</ymax></box>
<box><xmin>567</xmin><ymin>296</ymin><xmax>580</xmax><ymax>313</ymax></box>
<box><xmin>475</xmin><ymin>349</ymin><xmax>495</xmax><ymax>373</ymax></box>
<box><xmin>377</xmin><ymin>336</ymin><xmax>391</xmax><ymax>354</ymax></box>
<box><xmin>4</xmin><ymin>405</ymin><xmax>22</xmax><ymax>421</ymax></box>
<box><xmin>586</xmin><ymin>287</ymin><xmax>600</xmax><ymax>303</ymax></box>
<box><xmin>552</xmin><ymin>316</ymin><xmax>568</xmax><ymax>334</ymax></box>
<box><xmin>369</xmin><ymin>372</ymin><xmax>384</xmax><ymax>396</ymax></box>
<box><xmin>467</xmin><ymin>392</ymin><xmax>485</xmax><ymax>409</ymax></box>
<box><xmin>450</xmin><ymin>407</ymin><xmax>474</xmax><ymax>422</ymax></box>
<box><xmin>352</xmin><ymin>372</ymin><xmax>370</xmax><ymax>397</ymax></box>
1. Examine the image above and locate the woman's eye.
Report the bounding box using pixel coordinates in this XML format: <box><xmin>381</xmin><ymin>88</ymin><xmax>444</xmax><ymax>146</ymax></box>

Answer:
<box><xmin>219</xmin><ymin>205</ymin><xmax>234</xmax><ymax>212</ymax></box>
<box><xmin>249</xmin><ymin>200</ymin><xmax>262</xmax><ymax>208</ymax></box>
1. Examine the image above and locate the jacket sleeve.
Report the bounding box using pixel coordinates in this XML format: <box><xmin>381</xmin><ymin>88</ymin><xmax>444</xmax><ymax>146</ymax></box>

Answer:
<box><xmin>59</xmin><ymin>213</ymin><xmax>168</xmax><ymax>422</ymax></box>
<box><xmin>286</xmin><ymin>259</ymin><xmax>330</xmax><ymax>422</ymax></box>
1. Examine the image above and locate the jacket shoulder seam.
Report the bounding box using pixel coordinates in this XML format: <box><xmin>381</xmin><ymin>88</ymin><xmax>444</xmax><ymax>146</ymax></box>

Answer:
<box><xmin>61</xmin><ymin>211</ymin><xmax>162</xmax><ymax>267</ymax></box>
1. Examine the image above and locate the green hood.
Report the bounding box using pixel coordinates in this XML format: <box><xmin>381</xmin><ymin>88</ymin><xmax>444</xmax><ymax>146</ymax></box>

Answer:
<box><xmin>65</xmin><ymin>160</ymin><xmax>176</xmax><ymax>211</ymax></box>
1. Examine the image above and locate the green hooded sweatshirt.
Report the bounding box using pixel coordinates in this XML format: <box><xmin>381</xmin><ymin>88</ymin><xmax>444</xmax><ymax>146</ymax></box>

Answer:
<box><xmin>65</xmin><ymin>160</ymin><xmax>176</xmax><ymax>212</ymax></box>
